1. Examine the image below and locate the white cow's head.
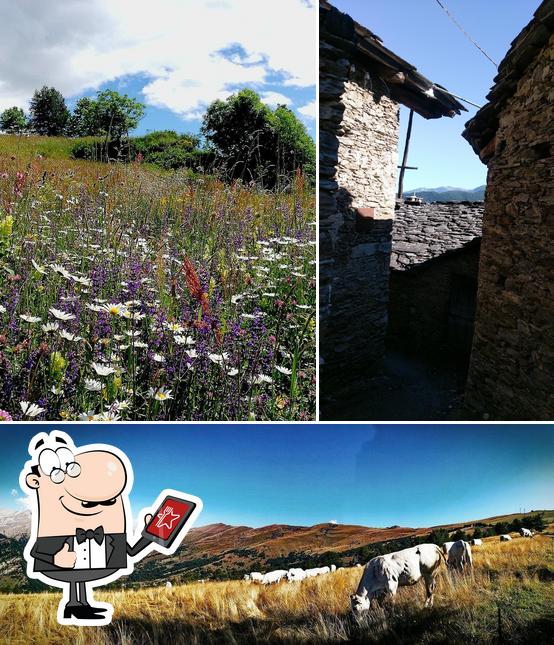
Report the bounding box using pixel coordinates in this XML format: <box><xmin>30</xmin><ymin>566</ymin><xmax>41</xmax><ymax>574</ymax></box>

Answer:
<box><xmin>350</xmin><ymin>589</ymin><xmax>370</xmax><ymax>615</ymax></box>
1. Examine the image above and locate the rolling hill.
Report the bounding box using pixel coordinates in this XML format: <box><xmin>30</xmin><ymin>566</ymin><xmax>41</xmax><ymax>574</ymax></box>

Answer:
<box><xmin>404</xmin><ymin>185</ymin><xmax>485</xmax><ymax>202</ymax></box>
<box><xmin>1</xmin><ymin>509</ymin><xmax>551</xmax><ymax>592</ymax></box>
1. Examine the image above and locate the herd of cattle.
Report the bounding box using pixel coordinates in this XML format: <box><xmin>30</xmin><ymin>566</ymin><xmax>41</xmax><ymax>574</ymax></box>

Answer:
<box><xmin>244</xmin><ymin>564</ymin><xmax>338</xmax><ymax>585</ymax></box>
<box><xmin>350</xmin><ymin>528</ymin><xmax>535</xmax><ymax>615</ymax></box>
<box><xmin>241</xmin><ymin>528</ymin><xmax>535</xmax><ymax>616</ymax></box>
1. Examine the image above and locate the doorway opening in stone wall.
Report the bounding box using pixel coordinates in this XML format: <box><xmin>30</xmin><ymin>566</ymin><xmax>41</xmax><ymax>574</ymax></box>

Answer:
<box><xmin>319</xmin><ymin>1</ymin><xmax>554</xmax><ymax>421</ymax></box>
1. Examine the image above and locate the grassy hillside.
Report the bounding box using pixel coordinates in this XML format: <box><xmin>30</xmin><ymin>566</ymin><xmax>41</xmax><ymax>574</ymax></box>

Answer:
<box><xmin>0</xmin><ymin>134</ymin><xmax>99</xmax><ymax>161</ymax></box>
<box><xmin>1</xmin><ymin>533</ymin><xmax>552</xmax><ymax>644</ymax></box>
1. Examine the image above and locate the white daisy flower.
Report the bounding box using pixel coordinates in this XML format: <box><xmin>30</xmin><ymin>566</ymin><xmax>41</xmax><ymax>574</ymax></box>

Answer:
<box><xmin>152</xmin><ymin>353</ymin><xmax>165</xmax><ymax>363</ymax></box>
<box><xmin>95</xmin><ymin>412</ymin><xmax>121</xmax><ymax>422</ymax></box>
<box><xmin>134</xmin><ymin>341</ymin><xmax>148</xmax><ymax>349</ymax></box>
<box><xmin>208</xmin><ymin>353</ymin><xmax>229</xmax><ymax>365</ymax></box>
<box><xmin>185</xmin><ymin>349</ymin><xmax>198</xmax><ymax>359</ymax></box>
<box><xmin>91</xmin><ymin>362</ymin><xmax>116</xmax><ymax>376</ymax></box>
<box><xmin>275</xmin><ymin>365</ymin><xmax>292</xmax><ymax>376</ymax></box>
<box><xmin>0</xmin><ymin>304</ymin><xmax>6</xmax><ymax>314</ymax></box>
<box><xmin>149</xmin><ymin>387</ymin><xmax>173</xmax><ymax>401</ymax></box>
<box><xmin>165</xmin><ymin>322</ymin><xmax>184</xmax><ymax>333</ymax></box>
<box><xmin>50</xmin><ymin>385</ymin><xmax>64</xmax><ymax>395</ymax></box>
<box><xmin>20</xmin><ymin>401</ymin><xmax>45</xmax><ymax>418</ymax></box>
<box><xmin>84</xmin><ymin>378</ymin><xmax>102</xmax><ymax>392</ymax></box>
<box><xmin>20</xmin><ymin>314</ymin><xmax>41</xmax><ymax>324</ymax></box>
<box><xmin>59</xmin><ymin>330</ymin><xmax>83</xmax><ymax>342</ymax></box>
<box><xmin>227</xmin><ymin>368</ymin><xmax>239</xmax><ymax>376</ymax></box>
<box><xmin>78</xmin><ymin>411</ymin><xmax>99</xmax><ymax>422</ymax></box>
<box><xmin>73</xmin><ymin>275</ymin><xmax>91</xmax><ymax>287</ymax></box>
<box><xmin>250</xmin><ymin>374</ymin><xmax>273</xmax><ymax>385</ymax></box>
<box><xmin>101</xmin><ymin>303</ymin><xmax>127</xmax><ymax>317</ymax></box>
<box><xmin>85</xmin><ymin>303</ymin><xmax>105</xmax><ymax>313</ymax></box>
<box><xmin>31</xmin><ymin>259</ymin><xmax>46</xmax><ymax>274</ymax></box>
<box><xmin>49</xmin><ymin>307</ymin><xmax>75</xmax><ymax>321</ymax></box>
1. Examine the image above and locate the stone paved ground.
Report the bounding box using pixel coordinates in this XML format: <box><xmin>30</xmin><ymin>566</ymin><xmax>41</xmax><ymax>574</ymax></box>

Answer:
<box><xmin>321</xmin><ymin>349</ymin><xmax>467</xmax><ymax>421</ymax></box>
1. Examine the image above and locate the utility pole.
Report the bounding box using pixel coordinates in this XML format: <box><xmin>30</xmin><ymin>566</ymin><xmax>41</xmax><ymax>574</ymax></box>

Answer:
<box><xmin>397</xmin><ymin>109</ymin><xmax>416</xmax><ymax>199</ymax></box>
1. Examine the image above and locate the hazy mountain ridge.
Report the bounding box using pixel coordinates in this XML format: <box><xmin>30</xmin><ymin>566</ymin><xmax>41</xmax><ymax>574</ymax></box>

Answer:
<box><xmin>404</xmin><ymin>185</ymin><xmax>485</xmax><ymax>202</ymax></box>
<box><xmin>1</xmin><ymin>509</ymin><xmax>551</xmax><ymax>591</ymax></box>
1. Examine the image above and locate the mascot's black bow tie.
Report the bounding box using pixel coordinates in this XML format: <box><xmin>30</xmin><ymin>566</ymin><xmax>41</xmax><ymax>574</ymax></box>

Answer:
<box><xmin>76</xmin><ymin>526</ymin><xmax>104</xmax><ymax>545</ymax></box>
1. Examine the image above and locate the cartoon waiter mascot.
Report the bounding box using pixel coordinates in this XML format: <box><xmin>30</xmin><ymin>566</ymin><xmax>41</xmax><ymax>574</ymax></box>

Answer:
<box><xmin>20</xmin><ymin>431</ymin><xmax>202</xmax><ymax>626</ymax></box>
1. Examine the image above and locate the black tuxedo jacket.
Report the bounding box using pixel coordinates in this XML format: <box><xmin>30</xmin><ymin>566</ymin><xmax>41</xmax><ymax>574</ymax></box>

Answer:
<box><xmin>30</xmin><ymin>533</ymin><xmax>145</xmax><ymax>572</ymax></box>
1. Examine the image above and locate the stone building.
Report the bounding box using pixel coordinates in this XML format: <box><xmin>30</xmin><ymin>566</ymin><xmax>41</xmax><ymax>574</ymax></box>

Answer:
<box><xmin>319</xmin><ymin>0</ymin><xmax>465</xmax><ymax>400</ymax></box>
<box><xmin>462</xmin><ymin>0</ymin><xmax>554</xmax><ymax>420</ymax></box>
<box><xmin>388</xmin><ymin>202</ymin><xmax>483</xmax><ymax>367</ymax></box>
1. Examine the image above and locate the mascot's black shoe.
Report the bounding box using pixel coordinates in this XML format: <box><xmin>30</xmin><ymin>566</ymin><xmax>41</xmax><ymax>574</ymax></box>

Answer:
<box><xmin>63</xmin><ymin>605</ymin><xmax>106</xmax><ymax>619</ymax></box>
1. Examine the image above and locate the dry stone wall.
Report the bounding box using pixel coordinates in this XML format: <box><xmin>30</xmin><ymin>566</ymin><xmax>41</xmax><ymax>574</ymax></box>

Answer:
<box><xmin>320</xmin><ymin>39</ymin><xmax>399</xmax><ymax>396</ymax></box>
<box><xmin>464</xmin><ymin>34</ymin><xmax>554</xmax><ymax>420</ymax></box>
<box><xmin>388</xmin><ymin>202</ymin><xmax>483</xmax><ymax>362</ymax></box>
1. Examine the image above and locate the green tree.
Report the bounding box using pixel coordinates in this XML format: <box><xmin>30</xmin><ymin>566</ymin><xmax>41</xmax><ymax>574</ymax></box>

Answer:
<box><xmin>93</xmin><ymin>90</ymin><xmax>145</xmax><ymax>141</ymax></box>
<box><xmin>429</xmin><ymin>528</ymin><xmax>450</xmax><ymax>545</ymax></box>
<box><xmin>65</xmin><ymin>97</ymin><xmax>99</xmax><ymax>137</ymax></box>
<box><xmin>271</xmin><ymin>105</ymin><xmax>315</xmax><ymax>185</ymax></box>
<box><xmin>473</xmin><ymin>527</ymin><xmax>483</xmax><ymax>539</ymax></box>
<box><xmin>202</xmin><ymin>88</ymin><xmax>315</xmax><ymax>187</ymax></box>
<box><xmin>29</xmin><ymin>86</ymin><xmax>70</xmax><ymax>136</ymax></box>
<box><xmin>0</xmin><ymin>107</ymin><xmax>27</xmax><ymax>134</ymax></box>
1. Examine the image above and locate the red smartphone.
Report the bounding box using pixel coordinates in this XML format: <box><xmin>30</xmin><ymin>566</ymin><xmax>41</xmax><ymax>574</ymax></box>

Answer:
<box><xmin>141</xmin><ymin>494</ymin><xmax>198</xmax><ymax>549</ymax></box>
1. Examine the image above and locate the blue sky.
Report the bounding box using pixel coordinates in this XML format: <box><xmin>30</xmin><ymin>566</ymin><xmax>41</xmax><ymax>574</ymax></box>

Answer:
<box><xmin>2</xmin><ymin>425</ymin><xmax>552</xmax><ymax>529</ymax></box>
<box><xmin>332</xmin><ymin>0</ymin><xmax>541</xmax><ymax>190</ymax></box>
<box><xmin>0</xmin><ymin>1</ymin><xmax>316</xmax><ymax>138</ymax></box>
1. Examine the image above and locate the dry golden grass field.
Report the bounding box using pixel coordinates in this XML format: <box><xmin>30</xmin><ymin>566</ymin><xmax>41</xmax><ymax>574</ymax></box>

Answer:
<box><xmin>1</xmin><ymin>533</ymin><xmax>553</xmax><ymax>644</ymax></box>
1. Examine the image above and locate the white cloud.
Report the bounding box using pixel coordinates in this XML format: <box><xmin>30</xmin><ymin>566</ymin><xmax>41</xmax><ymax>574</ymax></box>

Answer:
<box><xmin>260</xmin><ymin>92</ymin><xmax>292</xmax><ymax>107</ymax></box>
<box><xmin>17</xmin><ymin>496</ymin><xmax>33</xmax><ymax>510</ymax></box>
<box><xmin>0</xmin><ymin>0</ymin><xmax>316</xmax><ymax>119</ymax></box>
<box><xmin>298</xmin><ymin>100</ymin><xmax>316</xmax><ymax>120</ymax></box>
<box><xmin>10</xmin><ymin>489</ymin><xmax>18</xmax><ymax>497</ymax></box>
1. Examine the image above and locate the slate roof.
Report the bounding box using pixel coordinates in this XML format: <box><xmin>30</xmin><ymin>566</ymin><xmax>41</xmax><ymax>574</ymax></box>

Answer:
<box><xmin>391</xmin><ymin>202</ymin><xmax>484</xmax><ymax>271</ymax></box>
<box><xmin>463</xmin><ymin>0</ymin><xmax>554</xmax><ymax>157</ymax></box>
<box><xmin>320</xmin><ymin>0</ymin><xmax>466</xmax><ymax>119</ymax></box>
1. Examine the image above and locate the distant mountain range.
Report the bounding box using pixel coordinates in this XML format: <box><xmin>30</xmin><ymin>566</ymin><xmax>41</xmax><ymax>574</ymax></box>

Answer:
<box><xmin>404</xmin><ymin>185</ymin><xmax>485</xmax><ymax>202</ymax></box>
<box><xmin>1</xmin><ymin>509</ymin><xmax>551</xmax><ymax>592</ymax></box>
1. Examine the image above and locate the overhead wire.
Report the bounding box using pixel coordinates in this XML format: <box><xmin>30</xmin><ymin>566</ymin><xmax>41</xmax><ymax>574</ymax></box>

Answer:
<box><xmin>434</xmin><ymin>0</ymin><xmax>498</xmax><ymax>68</ymax></box>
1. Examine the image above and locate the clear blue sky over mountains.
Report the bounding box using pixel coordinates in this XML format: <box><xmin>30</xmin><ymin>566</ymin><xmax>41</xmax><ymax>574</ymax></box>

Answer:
<box><xmin>332</xmin><ymin>0</ymin><xmax>542</xmax><ymax>190</ymax></box>
<box><xmin>1</xmin><ymin>425</ymin><xmax>552</xmax><ymax>529</ymax></box>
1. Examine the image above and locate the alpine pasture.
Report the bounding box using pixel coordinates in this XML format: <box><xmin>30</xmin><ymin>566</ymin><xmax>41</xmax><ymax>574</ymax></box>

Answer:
<box><xmin>0</xmin><ymin>137</ymin><xmax>315</xmax><ymax>421</ymax></box>
<box><xmin>0</xmin><ymin>532</ymin><xmax>552</xmax><ymax>644</ymax></box>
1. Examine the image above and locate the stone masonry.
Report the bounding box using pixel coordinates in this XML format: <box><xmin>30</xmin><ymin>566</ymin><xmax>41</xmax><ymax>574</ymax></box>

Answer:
<box><xmin>463</xmin><ymin>7</ymin><xmax>554</xmax><ymax>420</ymax></box>
<box><xmin>319</xmin><ymin>1</ymin><xmax>465</xmax><ymax>406</ymax></box>
<box><xmin>388</xmin><ymin>202</ymin><xmax>483</xmax><ymax>361</ymax></box>
<box><xmin>320</xmin><ymin>48</ymin><xmax>399</xmax><ymax>389</ymax></box>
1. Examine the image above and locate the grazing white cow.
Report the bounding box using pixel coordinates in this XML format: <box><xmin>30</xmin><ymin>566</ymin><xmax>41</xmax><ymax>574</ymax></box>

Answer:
<box><xmin>520</xmin><ymin>528</ymin><xmax>533</xmax><ymax>537</ymax></box>
<box><xmin>245</xmin><ymin>572</ymin><xmax>263</xmax><ymax>583</ymax></box>
<box><xmin>330</xmin><ymin>564</ymin><xmax>337</xmax><ymax>573</ymax></box>
<box><xmin>471</xmin><ymin>538</ymin><xmax>483</xmax><ymax>546</ymax></box>
<box><xmin>500</xmin><ymin>534</ymin><xmax>512</xmax><ymax>542</ymax></box>
<box><xmin>305</xmin><ymin>566</ymin><xmax>331</xmax><ymax>578</ymax></box>
<box><xmin>286</xmin><ymin>568</ymin><xmax>307</xmax><ymax>582</ymax></box>
<box><xmin>165</xmin><ymin>581</ymin><xmax>173</xmax><ymax>588</ymax></box>
<box><xmin>262</xmin><ymin>569</ymin><xmax>287</xmax><ymax>585</ymax></box>
<box><xmin>350</xmin><ymin>544</ymin><xmax>444</xmax><ymax>615</ymax></box>
<box><xmin>443</xmin><ymin>540</ymin><xmax>473</xmax><ymax>573</ymax></box>
<box><xmin>355</xmin><ymin>563</ymin><xmax>362</xmax><ymax>568</ymax></box>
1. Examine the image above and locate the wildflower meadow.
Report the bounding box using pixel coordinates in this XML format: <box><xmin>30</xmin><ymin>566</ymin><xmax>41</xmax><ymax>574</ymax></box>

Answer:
<box><xmin>0</xmin><ymin>139</ymin><xmax>315</xmax><ymax>421</ymax></box>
